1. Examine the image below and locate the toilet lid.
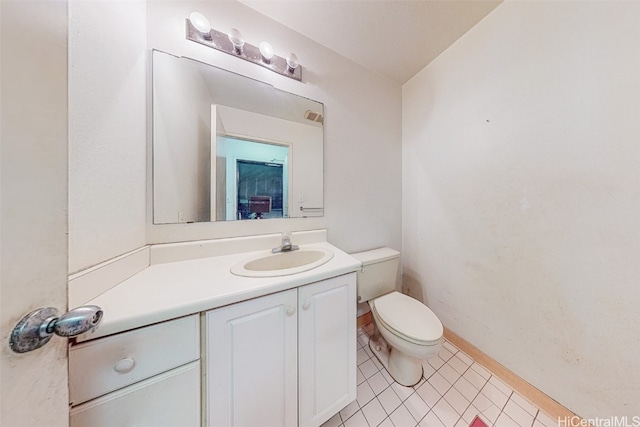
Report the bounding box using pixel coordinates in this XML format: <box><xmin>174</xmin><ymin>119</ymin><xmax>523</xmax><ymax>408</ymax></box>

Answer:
<box><xmin>373</xmin><ymin>292</ymin><xmax>443</xmax><ymax>344</ymax></box>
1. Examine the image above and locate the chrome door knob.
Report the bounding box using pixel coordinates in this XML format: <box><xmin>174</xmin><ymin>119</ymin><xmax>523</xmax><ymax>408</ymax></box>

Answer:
<box><xmin>50</xmin><ymin>306</ymin><xmax>104</xmax><ymax>337</ymax></box>
<box><xmin>10</xmin><ymin>305</ymin><xmax>103</xmax><ymax>353</ymax></box>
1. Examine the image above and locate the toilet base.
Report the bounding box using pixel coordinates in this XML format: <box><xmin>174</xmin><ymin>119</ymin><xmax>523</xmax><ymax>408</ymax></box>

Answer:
<box><xmin>369</xmin><ymin>336</ymin><xmax>423</xmax><ymax>387</ymax></box>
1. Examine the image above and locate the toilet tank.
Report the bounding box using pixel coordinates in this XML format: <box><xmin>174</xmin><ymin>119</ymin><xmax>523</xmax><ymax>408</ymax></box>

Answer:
<box><xmin>351</xmin><ymin>248</ymin><xmax>400</xmax><ymax>303</ymax></box>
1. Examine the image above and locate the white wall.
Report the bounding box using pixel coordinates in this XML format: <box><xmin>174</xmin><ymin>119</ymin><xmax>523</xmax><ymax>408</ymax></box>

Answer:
<box><xmin>146</xmin><ymin>0</ymin><xmax>402</xmax><ymax>251</ymax></box>
<box><xmin>69</xmin><ymin>0</ymin><xmax>147</xmax><ymax>273</ymax></box>
<box><xmin>403</xmin><ymin>0</ymin><xmax>640</xmax><ymax>418</ymax></box>
<box><xmin>1</xmin><ymin>1</ymin><xmax>69</xmax><ymax>425</ymax></box>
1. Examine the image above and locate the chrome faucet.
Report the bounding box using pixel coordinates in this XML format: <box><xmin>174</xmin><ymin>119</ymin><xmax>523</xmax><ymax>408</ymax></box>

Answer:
<box><xmin>272</xmin><ymin>232</ymin><xmax>299</xmax><ymax>253</ymax></box>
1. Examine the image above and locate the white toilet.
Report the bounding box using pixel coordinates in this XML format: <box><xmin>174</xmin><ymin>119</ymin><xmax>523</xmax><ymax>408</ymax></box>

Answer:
<box><xmin>352</xmin><ymin>248</ymin><xmax>443</xmax><ymax>386</ymax></box>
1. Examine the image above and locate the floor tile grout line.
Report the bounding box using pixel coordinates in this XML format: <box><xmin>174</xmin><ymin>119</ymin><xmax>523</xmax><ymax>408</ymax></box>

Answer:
<box><xmin>424</xmin><ymin>394</ymin><xmax>462</xmax><ymax>427</ymax></box>
<box><xmin>529</xmin><ymin>409</ymin><xmax>539</xmax><ymax>427</ymax></box>
<box><xmin>340</xmin><ymin>399</ymin><xmax>362</xmax><ymax>424</ymax></box>
<box><xmin>453</xmin><ymin>361</ymin><xmax>495</xmax><ymax>422</ymax></box>
<box><xmin>414</xmin><ymin>350</ymin><xmax>476</xmax><ymax>425</ymax></box>
<box><xmin>373</xmin><ymin>395</ymin><xmax>394</xmax><ymax>425</ymax></box>
<box><xmin>509</xmin><ymin>392</ymin><xmax>541</xmax><ymax>419</ymax></box>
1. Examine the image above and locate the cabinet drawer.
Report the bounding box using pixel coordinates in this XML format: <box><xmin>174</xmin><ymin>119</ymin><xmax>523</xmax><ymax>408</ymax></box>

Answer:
<box><xmin>69</xmin><ymin>314</ymin><xmax>199</xmax><ymax>405</ymax></box>
<box><xmin>70</xmin><ymin>361</ymin><xmax>200</xmax><ymax>427</ymax></box>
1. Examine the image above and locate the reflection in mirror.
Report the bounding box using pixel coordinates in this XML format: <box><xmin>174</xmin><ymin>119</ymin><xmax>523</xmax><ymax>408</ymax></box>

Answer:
<box><xmin>219</xmin><ymin>137</ymin><xmax>289</xmax><ymax>220</ymax></box>
<box><xmin>152</xmin><ymin>50</ymin><xmax>324</xmax><ymax>224</ymax></box>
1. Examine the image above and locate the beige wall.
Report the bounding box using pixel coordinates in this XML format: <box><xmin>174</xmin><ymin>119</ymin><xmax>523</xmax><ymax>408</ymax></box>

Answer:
<box><xmin>402</xmin><ymin>0</ymin><xmax>640</xmax><ymax>418</ymax></box>
<box><xmin>1</xmin><ymin>1</ymin><xmax>70</xmax><ymax>425</ymax></box>
<box><xmin>69</xmin><ymin>0</ymin><xmax>147</xmax><ymax>273</ymax></box>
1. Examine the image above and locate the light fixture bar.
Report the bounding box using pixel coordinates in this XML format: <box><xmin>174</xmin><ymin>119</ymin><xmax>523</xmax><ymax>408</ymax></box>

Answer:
<box><xmin>186</xmin><ymin>19</ymin><xmax>302</xmax><ymax>81</ymax></box>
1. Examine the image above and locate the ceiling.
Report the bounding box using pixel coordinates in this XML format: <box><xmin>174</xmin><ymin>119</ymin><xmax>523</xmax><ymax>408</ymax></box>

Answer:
<box><xmin>239</xmin><ymin>0</ymin><xmax>503</xmax><ymax>85</ymax></box>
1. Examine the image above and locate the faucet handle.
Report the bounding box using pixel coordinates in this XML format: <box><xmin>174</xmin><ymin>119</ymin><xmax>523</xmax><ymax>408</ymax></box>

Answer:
<box><xmin>281</xmin><ymin>231</ymin><xmax>292</xmax><ymax>243</ymax></box>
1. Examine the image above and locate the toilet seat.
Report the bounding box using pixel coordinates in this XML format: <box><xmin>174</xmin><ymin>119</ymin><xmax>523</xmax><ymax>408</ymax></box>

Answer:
<box><xmin>371</xmin><ymin>292</ymin><xmax>443</xmax><ymax>345</ymax></box>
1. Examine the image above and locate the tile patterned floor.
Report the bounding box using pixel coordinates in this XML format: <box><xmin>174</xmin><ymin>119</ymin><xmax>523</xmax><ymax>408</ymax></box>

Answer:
<box><xmin>322</xmin><ymin>323</ymin><xmax>558</xmax><ymax>427</ymax></box>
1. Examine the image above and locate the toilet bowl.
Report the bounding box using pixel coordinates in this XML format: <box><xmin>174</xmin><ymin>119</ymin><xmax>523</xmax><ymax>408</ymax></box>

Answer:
<box><xmin>369</xmin><ymin>291</ymin><xmax>443</xmax><ymax>386</ymax></box>
<box><xmin>351</xmin><ymin>248</ymin><xmax>444</xmax><ymax>387</ymax></box>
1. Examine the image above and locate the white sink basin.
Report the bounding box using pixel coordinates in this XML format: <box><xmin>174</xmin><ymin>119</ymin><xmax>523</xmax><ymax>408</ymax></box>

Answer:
<box><xmin>231</xmin><ymin>248</ymin><xmax>334</xmax><ymax>277</ymax></box>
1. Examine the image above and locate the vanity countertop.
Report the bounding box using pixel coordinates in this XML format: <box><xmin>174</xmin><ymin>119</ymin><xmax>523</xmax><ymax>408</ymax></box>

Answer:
<box><xmin>76</xmin><ymin>241</ymin><xmax>360</xmax><ymax>343</ymax></box>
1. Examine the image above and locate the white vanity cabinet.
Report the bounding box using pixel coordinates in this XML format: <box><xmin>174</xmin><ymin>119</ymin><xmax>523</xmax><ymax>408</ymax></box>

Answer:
<box><xmin>206</xmin><ymin>288</ymin><xmax>299</xmax><ymax>426</ymax></box>
<box><xmin>68</xmin><ymin>315</ymin><xmax>201</xmax><ymax>427</ymax></box>
<box><xmin>298</xmin><ymin>273</ymin><xmax>357</xmax><ymax>426</ymax></box>
<box><xmin>205</xmin><ymin>273</ymin><xmax>357</xmax><ymax>427</ymax></box>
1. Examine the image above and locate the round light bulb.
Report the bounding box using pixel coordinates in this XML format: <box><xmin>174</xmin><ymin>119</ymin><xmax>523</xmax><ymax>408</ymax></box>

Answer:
<box><xmin>189</xmin><ymin>12</ymin><xmax>211</xmax><ymax>34</ymax></box>
<box><xmin>259</xmin><ymin>41</ymin><xmax>274</xmax><ymax>63</ymax></box>
<box><xmin>228</xmin><ymin>28</ymin><xmax>245</xmax><ymax>53</ymax></box>
<box><xmin>286</xmin><ymin>53</ymin><xmax>299</xmax><ymax>71</ymax></box>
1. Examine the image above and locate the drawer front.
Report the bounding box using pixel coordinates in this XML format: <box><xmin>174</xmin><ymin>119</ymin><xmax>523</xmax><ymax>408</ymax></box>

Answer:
<box><xmin>69</xmin><ymin>314</ymin><xmax>199</xmax><ymax>405</ymax></box>
<box><xmin>70</xmin><ymin>361</ymin><xmax>200</xmax><ymax>427</ymax></box>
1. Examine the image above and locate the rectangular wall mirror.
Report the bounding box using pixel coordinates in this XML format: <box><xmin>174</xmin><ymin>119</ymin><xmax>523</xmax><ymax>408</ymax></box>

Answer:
<box><xmin>152</xmin><ymin>50</ymin><xmax>324</xmax><ymax>224</ymax></box>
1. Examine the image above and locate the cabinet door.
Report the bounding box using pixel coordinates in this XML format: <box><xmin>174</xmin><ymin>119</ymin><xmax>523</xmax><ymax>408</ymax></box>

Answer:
<box><xmin>299</xmin><ymin>273</ymin><xmax>357</xmax><ymax>427</ymax></box>
<box><xmin>69</xmin><ymin>361</ymin><xmax>200</xmax><ymax>427</ymax></box>
<box><xmin>206</xmin><ymin>289</ymin><xmax>298</xmax><ymax>427</ymax></box>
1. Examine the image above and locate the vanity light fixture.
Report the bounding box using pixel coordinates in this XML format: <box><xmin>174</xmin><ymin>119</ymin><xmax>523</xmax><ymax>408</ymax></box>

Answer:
<box><xmin>228</xmin><ymin>28</ymin><xmax>245</xmax><ymax>55</ymax></box>
<box><xmin>185</xmin><ymin>12</ymin><xmax>302</xmax><ymax>81</ymax></box>
<box><xmin>259</xmin><ymin>41</ymin><xmax>274</xmax><ymax>64</ymax></box>
<box><xmin>286</xmin><ymin>53</ymin><xmax>299</xmax><ymax>73</ymax></box>
<box><xmin>188</xmin><ymin>12</ymin><xmax>212</xmax><ymax>40</ymax></box>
